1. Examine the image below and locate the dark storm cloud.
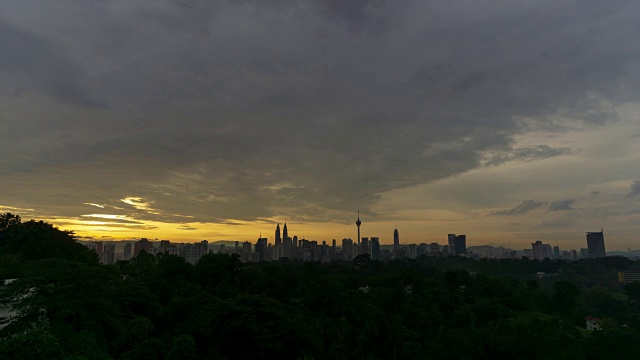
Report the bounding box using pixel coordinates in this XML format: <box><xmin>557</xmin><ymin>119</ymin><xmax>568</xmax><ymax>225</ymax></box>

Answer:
<box><xmin>491</xmin><ymin>200</ymin><xmax>545</xmax><ymax>216</ymax></box>
<box><xmin>627</xmin><ymin>180</ymin><xmax>640</xmax><ymax>198</ymax></box>
<box><xmin>548</xmin><ymin>199</ymin><xmax>575</xmax><ymax>212</ymax></box>
<box><xmin>0</xmin><ymin>22</ymin><xmax>103</xmax><ymax>107</ymax></box>
<box><xmin>2</xmin><ymin>0</ymin><xmax>640</xmax><ymax>223</ymax></box>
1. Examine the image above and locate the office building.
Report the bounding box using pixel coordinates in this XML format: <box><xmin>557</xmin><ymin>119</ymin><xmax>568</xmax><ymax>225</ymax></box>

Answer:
<box><xmin>342</xmin><ymin>238</ymin><xmax>354</xmax><ymax>261</ymax></box>
<box><xmin>447</xmin><ymin>234</ymin><xmax>467</xmax><ymax>256</ymax></box>
<box><xmin>134</xmin><ymin>238</ymin><xmax>153</xmax><ymax>257</ymax></box>
<box><xmin>371</xmin><ymin>237</ymin><xmax>380</xmax><ymax>260</ymax></box>
<box><xmin>587</xmin><ymin>231</ymin><xmax>606</xmax><ymax>258</ymax></box>
<box><xmin>361</xmin><ymin>237</ymin><xmax>370</xmax><ymax>255</ymax></box>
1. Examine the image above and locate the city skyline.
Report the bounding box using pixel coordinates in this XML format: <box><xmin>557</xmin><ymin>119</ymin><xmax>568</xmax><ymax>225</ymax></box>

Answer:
<box><xmin>1</xmin><ymin>1</ymin><xmax>640</xmax><ymax>250</ymax></box>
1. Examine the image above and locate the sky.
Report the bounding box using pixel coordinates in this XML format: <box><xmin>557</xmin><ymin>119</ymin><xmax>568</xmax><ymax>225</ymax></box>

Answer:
<box><xmin>1</xmin><ymin>0</ymin><xmax>639</xmax><ymax>250</ymax></box>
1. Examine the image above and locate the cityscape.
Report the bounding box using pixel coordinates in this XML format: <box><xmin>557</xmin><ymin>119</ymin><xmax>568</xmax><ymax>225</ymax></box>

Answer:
<box><xmin>82</xmin><ymin>212</ymin><xmax>612</xmax><ymax>265</ymax></box>
<box><xmin>2</xmin><ymin>0</ymin><xmax>640</xmax><ymax>358</ymax></box>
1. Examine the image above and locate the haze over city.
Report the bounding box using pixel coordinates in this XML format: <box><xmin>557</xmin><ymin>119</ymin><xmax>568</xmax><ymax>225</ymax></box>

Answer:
<box><xmin>1</xmin><ymin>0</ymin><xmax>639</xmax><ymax>250</ymax></box>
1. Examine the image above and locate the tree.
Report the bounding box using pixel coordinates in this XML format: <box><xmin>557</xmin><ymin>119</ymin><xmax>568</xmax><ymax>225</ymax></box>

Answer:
<box><xmin>0</xmin><ymin>327</ymin><xmax>65</xmax><ymax>360</ymax></box>
<box><xmin>553</xmin><ymin>281</ymin><xmax>579</xmax><ymax>311</ymax></box>
<box><xmin>0</xmin><ymin>213</ymin><xmax>21</xmax><ymax>230</ymax></box>
<box><xmin>625</xmin><ymin>282</ymin><xmax>640</xmax><ymax>306</ymax></box>
<box><xmin>0</xmin><ymin>215</ymin><xmax>97</xmax><ymax>264</ymax></box>
<box><xmin>166</xmin><ymin>335</ymin><xmax>198</xmax><ymax>360</ymax></box>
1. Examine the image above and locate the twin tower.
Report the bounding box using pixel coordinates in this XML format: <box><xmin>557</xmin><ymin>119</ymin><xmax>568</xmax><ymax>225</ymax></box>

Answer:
<box><xmin>274</xmin><ymin>222</ymin><xmax>289</xmax><ymax>246</ymax></box>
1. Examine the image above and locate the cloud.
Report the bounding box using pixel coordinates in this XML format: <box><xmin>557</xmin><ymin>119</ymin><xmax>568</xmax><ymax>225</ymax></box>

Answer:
<box><xmin>483</xmin><ymin>145</ymin><xmax>572</xmax><ymax>166</ymax></box>
<box><xmin>120</xmin><ymin>197</ymin><xmax>159</xmax><ymax>214</ymax></box>
<box><xmin>548</xmin><ymin>199</ymin><xmax>575</xmax><ymax>212</ymax></box>
<box><xmin>0</xmin><ymin>22</ymin><xmax>104</xmax><ymax>107</ymax></box>
<box><xmin>491</xmin><ymin>200</ymin><xmax>545</xmax><ymax>216</ymax></box>
<box><xmin>627</xmin><ymin>180</ymin><xmax>640</xmax><ymax>198</ymax></box>
<box><xmin>84</xmin><ymin>203</ymin><xmax>105</xmax><ymax>208</ymax></box>
<box><xmin>1</xmin><ymin>0</ymin><xmax>640</xmax><ymax>228</ymax></box>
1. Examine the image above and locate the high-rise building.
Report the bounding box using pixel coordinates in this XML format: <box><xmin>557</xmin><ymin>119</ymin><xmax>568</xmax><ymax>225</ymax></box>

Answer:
<box><xmin>393</xmin><ymin>228</ymin><xmax>400</xmax><ymax>258</ymax></box>
<box><xmin>255</xmin><ymin>237</ymin><xmax>268</xmax><ymax>262</ymax></box>
<box><xmin>342</xmin><ymin>238</ymin><xmax>354</xmax><ymax>260</ymax></box>
<box><xmin>531</xmin><ymin>241</ymin><xmax>544</xmax><ymax>260</ymax></box>
<box><xmin>180</xmin><ymin>240</ymin><xmax>208</xmax><ymax>264</ymax></box>
<box><xmin>356</xmin><ymin>210</ymin><xmax>362</xmax><ymax>245</ymax></box>
<box><xmin>283</xmin><ymin>235</ymin><xmax>292</xmax><ymax>259</ymax></box>
<box><xmin>417</xmin><ymin>243</ymin><xmax>428</xmax><ymax>257</ymax></box>
<box><xmin>123</xmin><ymin>243</ymin><xmax>132</xmax><ymax>259</ymax></box>
<box><xmin>371</xmin><ymin>237</ymin><xmax>380</xmax><ymax>260</ymax></box>
<box><xmin>134</xmin><ymin>238</ymin><xmax>153</xmax><ymax>257</ymax></box>
<box><xmin>455</xmin><ymin>235</ymin><xmax>467</xmax><ymax>255</ymax></box>
<box><xmin>447</xmin><ymin>234</ymin><xmax>456</xmax><ymax>255</ymax></box>
<box><xmin>448</xmin><ymin>234</ymin><xmax>467</xmax><ymax>256</ymax></box>
<box><xmin>101</xmin><ymin>243</ymin><xmax>115</xmax><ymax>265</ymax></box>
<box><xmin>553</xmin><ymin>246</ymin><xmax>560</xmax><ymax>259</ymax></box>
<box><xmin>283</xmin><ymin>223</ymin><xmax>288</xmax><ymax>242</ymax></box>
<box><xmin>275</xmin><ymin>223</ymin><xmax>282</xmax><ymax>247</ymax></box>
<box><xmin>361</xmin><ymin>237</ymin><xmax>370</xmax><ymax>255</ymax></box>
<box><xmin>242</xmin><ymin>241</ymin><xmax>252</xmax><ymax>262</ymax></box>
<box><xmin>587</xmin><ymin>231</ymin><xmax>606</xmax><ymax>258</ymax></box>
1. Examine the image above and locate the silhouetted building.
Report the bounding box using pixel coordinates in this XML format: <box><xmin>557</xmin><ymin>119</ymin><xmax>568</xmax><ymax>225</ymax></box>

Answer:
<box><xmin>447</xmin><ymin>234</ymin><xmax>456</xmax><ymax>255</ymax></box>
<box><xmin>448</xmin><ymin>234</ymin><xmax>467</xmax><ymax>255</ymax></box>
<box><xmin>283</xmin><ymin>237</ymin><xmax>292</xmax><ymax>259</ymax></box>
<box><xmin>123</xmin><ymin>243</ymin><xmax>132</xmax><ymax>259</ymax></box>
<box><xmin>134</xmin><ymin>238</ymin><xmax>153</xmax><ymax>257</ymax></box>
<box><xmin>429</xmin><ymin>243</ymin><xmax>441</xmax><ymax>257</ymax></box>
<box><xmin>86</xmin><ymin>241</ymin><xmax>103</xmax><ymax>259</ymax></box>
<box><xmin>361</xmin><ymin>237</ymin><xmax>370</xmax><ymax>255</ymax></box>
<box><xmin>342</xmin><ymin>238</ymin><xmax>354</xmax><ymax>260</ymax></box>
<box><xmin>356</xmin><ymin>210</ymin><xmax>362</xmax><ymax>245</ymax></box>
<box><xmin>587</xmin><ymin>231</ymin><xmax>606</xmax><ymax>258</ymax></box>
<box><xmin>417</xmin><ymin>243</ymin><xmax>428</xmax><ymax>257</ymax></box>
<box><xmin>180</xmin><ymin>240</ymin><xmax>208</xmax><ymax>264</ymax></box>
<box><xmin>255</xmin><ymin>237</ymin><xmax>267</xmax><ymax>262</ymax></box>
<box><xmin>242</xmin><ymin>241</ymin><xmax>252</xmax><ymax>262</ymax></box>
<box><xmin>532</xmin><ymin>241</ymin><xmax>553</xmax><ymax>260</ymax></box>
<box><xmin>553</xmin><ymin>245</ymin><xmax>560</xmax><ymax>259</ymax></box>
<box><xmin>393</xmin><ymin>228</ymin><xmax>400</xmax><ymax>258</ymax></box>
<box><xmin>275</xmin><ymin>223</ymin><xmax>282</xmax><ymax>247</ymax></box>
<box><xmin>371</xmin><ymin>237</ymin><xmax>380</xmax><ymax>260</ymax></box>
<box><xmin>101</xmin><ymin>243</ymin><xmax>115</xmax><ymax>265</ymax></box>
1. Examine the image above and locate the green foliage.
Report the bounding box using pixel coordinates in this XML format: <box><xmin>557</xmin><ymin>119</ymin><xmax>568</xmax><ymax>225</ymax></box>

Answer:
<box><xmin>0</xmin><ymin>213</ymin><xmax>97</xmax><ymax>264</ymax></box>
<box><xmin>0</xmin><ymin>327</ymin><xmax>65</xmax><ymax>360</ymax></box>
<box><xmin>3</xmin><ymin>215</ymin><xmax>640</xmax><ymax>359</ymax></box>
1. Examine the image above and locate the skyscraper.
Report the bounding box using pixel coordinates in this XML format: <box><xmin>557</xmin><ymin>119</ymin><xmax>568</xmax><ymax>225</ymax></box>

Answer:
<box><xmin>123</xmin><ymin>242</ymin><xmax>132</xmax><ymax>259</ymax></box>
<box><xmin>275</xmin><ymin>223</ymin><xmax>281</xmax><ymax>247</ymax></box>
<box><xmin>255</xmin><ymin>236</ymin><xmax>267</xmax><ymax>262</ymax></box>
<box><xmin>531</xmin><ymin>241</ymin><xmax>544</xmax><ymax>260</ymax></box>
<box><xmin>361</xmin><ymin>237</ymin><xmax>370</xmax><ymax>255</ymax></box>
<box><xmin>283</xmin><ymin>222</ymin><xmax>288</xmax><ymax>241</ymax></box>
<box><xmin>356</xmin><ymin>210</ymin><xmax>362</xmax><ymax>245</ymax></box>
<box><xmin>133</xmin><ymin>238</ymin><xmax>152</xmax><ymax>257</ymax></box>
<box><xmin>587</xmin><ymin>230</ymin><xmax>606</xmax><ymax>258</ymax></box>
<box><xmin>448</xmin><ymin>234</ymin><xmax>467</xmax><ymax>256</ymax></box>
<box><xmin>454</xmin><ymin>235</ymin><xmax>467</xmax><ymax>255</ymax></box>
<box><xmin>371</xmin><ymin>237</ymin><xmax>380</xmax><ymax>260</ymax></box>
<box><xmin>393</xmin><ymin>227</ymin><xmax>399</xmax><ymax>258</ymax></box>
<box><xmin>447</xmin><ymin>234</ymin><xmax>456</xmax><ymax>255</ymax></box>
<box><xmin>342</xmin><ymin>238</ymin><xmax>354</xmax><ymax>260</ymax></box>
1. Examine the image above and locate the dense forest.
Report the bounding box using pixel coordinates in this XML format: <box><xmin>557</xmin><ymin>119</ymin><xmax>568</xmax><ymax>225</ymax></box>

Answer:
<box><xmin>2</xmin><ymin>213</ymin><xmax>640</xmax><ymax>359</ymax></box>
